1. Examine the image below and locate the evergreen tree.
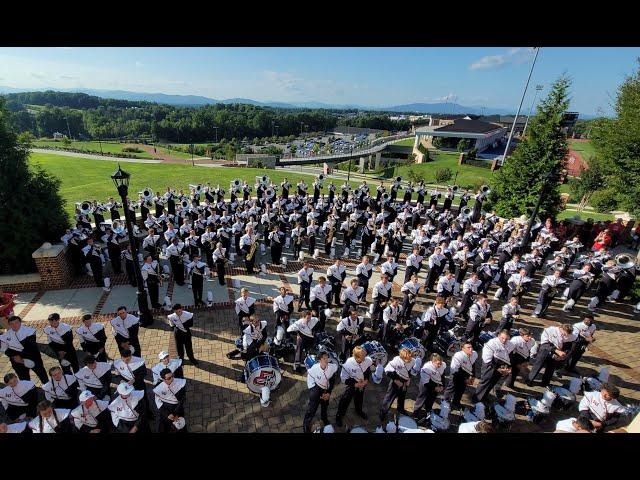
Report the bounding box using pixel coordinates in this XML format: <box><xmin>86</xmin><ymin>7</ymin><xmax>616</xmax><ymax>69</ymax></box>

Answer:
<box><xmin>0</xmin><ymin>97</ymin><xmax>69</xmax><ymax>274</ymax></box>
<box><xmin>590</xmin><ymin>59</ymin><xmax>640</xmax><ymax>218</ymax></box>
<box><xmin>487</xmin><ymin>76</ymin><xmax>570</xmax><ymax>219</ymax></box>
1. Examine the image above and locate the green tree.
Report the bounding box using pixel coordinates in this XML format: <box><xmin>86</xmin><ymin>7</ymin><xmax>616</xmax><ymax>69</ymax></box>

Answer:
<box><xmin>590</xmin><ymin>59</ymin><xmax>640</xmax><ymax>218</ymax></box>
<box><xmin>0</xmin><ymin>98</ymin><xmax>69</xmax><ymax>274</ymax></box>
<box><xmin>569</xmin><ymin>157</ymin><xmax>607</xmax><ymax>211</ymax></box>
<box><xmin>435</xmin><ymin>168</ymin><xmax>453</xmax><ymax>184</ymax></box>
<box><xmin>457</xmin><ymin>139</ymin><xmax>471</xmax><ymax>152</ymax></box>
<box><xmin>488</xmin><ymin>76</ymin><xmax>571</xmax><ymax>219</ymax></box>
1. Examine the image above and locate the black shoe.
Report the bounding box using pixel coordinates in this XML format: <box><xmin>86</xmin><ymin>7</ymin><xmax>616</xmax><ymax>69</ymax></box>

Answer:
<box><xmin>226</xmin><ymin>353</ymin><xmax>234</xmax><ymax>359</ymax></box>
<box><xmin>356</xmin><ymin>410</ymin><xmax>368</xmax><ymax>420</ymax></box>
<box><xmin>335</xmin><ymin>416</ymin><xmax>343</xmax><ymax>427</ymax></box>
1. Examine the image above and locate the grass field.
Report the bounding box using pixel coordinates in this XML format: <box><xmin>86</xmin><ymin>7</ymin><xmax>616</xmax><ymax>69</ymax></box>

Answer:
<box><xmin>29</xmin><ymin>152</ymin><xmax>363</xmax><ymax>221</ymax></box>
<box><xmin>34</xmin><ymin>140</ymin><xmax>153</xmax><ymax>158</ymax></box>
<box><xmin>154</xmin><ymin>145</ymin><xmax>198</xmax><ymax>159</ymax></box>
<box><xmin>557</xmin><ymin>210</ymin><xmax>618</xmax><ymax>222</ymax></box>
<box><xmin>394</xmin><ymin>138</ymin><xmax>415</xmax><ymax>147</ymax></box>
<box><xmin>569</xmin><ymin>139</ymin><xmax>597</xmax><ymax>160</ymax></box>
<box><xmin>393</xmin><ymin>151</ymin><xmax>493</xmax><ymax>189</ymax></box>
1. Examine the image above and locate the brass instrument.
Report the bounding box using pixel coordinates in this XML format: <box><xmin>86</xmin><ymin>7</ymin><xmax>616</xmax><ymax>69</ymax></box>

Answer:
<box><xmin>615</xmin><ymin>253</ymin><xmax>635</xmax><ymax>270</ymax></box>
<box><xmin>327</xmin><ymin>223</ymin><xmax>336</xmax><ymax>244</ymax></box>
<box><xmin>246</xmin><ymin>235</ymin><xmax>259</xmax><ymax>261</ymax></box>
<box><xmin>513</xmin><ymin>282</ymin><xmax>524</xmax><ymax>296</ymax></box>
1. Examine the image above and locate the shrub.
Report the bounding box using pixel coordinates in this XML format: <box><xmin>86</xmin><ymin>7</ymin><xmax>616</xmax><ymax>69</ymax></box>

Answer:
<box><xmin>588</xmin><ymin>188</ymin><xmax>618</xmax><ymax>213</ymax></box>
<box><xmin>434</xmin><ymin>167</ymin><xmax>453</xmax><ymax>184</ymax></box>
<box><xmin>122</xmin><ymin>146</ymin><xmax>144</xmax><ymax>153</ymax></box>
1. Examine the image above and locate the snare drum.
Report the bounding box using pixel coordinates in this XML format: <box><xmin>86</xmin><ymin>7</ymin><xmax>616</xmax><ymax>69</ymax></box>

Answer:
<box><xmin>304</xmin><ymin>350</ymin><xmax>340</xmax><ymax>371</ymax></box>
<box><xmin>434</xmin><ymin>331</ymin><xmax>459</xmax><ymax>358</ymax></box>
<box><xmin>362</xmin><ymin>341</ymin><xmax>388</xmax><ymax>366</ymax></box>
<box><xmin>398</xmin><ymin>337</ymin><xmax>425</xmax><ymax>359</ymax></box>
<box><xmin>397</xmin><ymin>415</ymin><xmax>418</xmax><ymax>432</ymax></box>
<box><xmin>478</xmin><ymin>331</ymin><xmax>495</xmax><ymax>347</ymax></box>
<box><xmin>244</xmin><ymin>354</ymin><xmax>282</xmax><ymax>394</ymax></box>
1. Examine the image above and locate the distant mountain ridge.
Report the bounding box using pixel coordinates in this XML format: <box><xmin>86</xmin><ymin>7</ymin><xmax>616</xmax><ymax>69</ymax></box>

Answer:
<box><xmin>0</xmin><ymin>85</ymin><xmax>594</xmax><ymax>117</ymax></box>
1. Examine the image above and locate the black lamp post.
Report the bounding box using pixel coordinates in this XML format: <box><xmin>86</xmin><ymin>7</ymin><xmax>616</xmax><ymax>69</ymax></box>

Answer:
<box><xmin>111</xmin><ymin>164</ymin><xmax>154</xmax><ymax>327</ymax></box>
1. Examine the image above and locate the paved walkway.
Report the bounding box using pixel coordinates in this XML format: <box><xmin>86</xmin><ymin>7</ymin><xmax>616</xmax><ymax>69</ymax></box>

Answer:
<box><xmin>2</xmin><ymin>242</ymin><xmax>639</xmax><ymax>433</ymax></box>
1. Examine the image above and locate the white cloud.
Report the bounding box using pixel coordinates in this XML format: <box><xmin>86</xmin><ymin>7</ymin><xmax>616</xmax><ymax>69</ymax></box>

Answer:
<box><xmin>263</xmin><ymin>70</ymin><xmax>303</xmax><ymax>93</ymax></box>
<box><xmin>437</xmin><ymin>93</ymin><xmax>456</xmax><ymax>102</ymax></box>
<box><xmin>30</xmin><ymin>72</ymin><xmax>46</xmax><ymax>79</ymax></box>
<box><xmin>469</xmin><ymin>48</ymin><xmax>535</xmax><ymax>71</ymax></box>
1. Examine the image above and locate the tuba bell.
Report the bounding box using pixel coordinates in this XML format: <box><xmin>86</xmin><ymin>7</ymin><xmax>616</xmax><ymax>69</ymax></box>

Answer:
<box><xmin>139</xmin><ymin>188</ymin><xmax>153</xmax><ymax>201</ymax></box>
<box><xmin>265</xmin><ymin>187</ymin><xmax>275</xmax><ymax>199</ymax></box>
<box><xmin>395</xmin><ymin>176</ymin><xmax>402</xmax><ymax>184</ymax></box>
<box><xmin>480</xmin><ymin>185</ymin><xmax>491</xmax><ymax>195</ymax></box>
<box><xmin>615</xmin><ymin>253</ymin><xmax>635</xmax><ymax>270</ymax></box>
<box><xmin>79</xmin><ymin>201</ymin><xmax>94</xmax><ymax>215</ymax></box>
<box><xmin>461</xmin><ymin>206</ymin><xmax>472</xmax><ymax>218</ymax></box>
<box><xmin>381</xmin><ymin>192</ymin><xmax>390</xmax><ymax>203</ymax></box>
<box><xmin>189</xmin><ymin>184</ymin><xmax>203</xmax><ymax>194</ymax></box>
<box><xmin>451</xmin><ymin>185</ymin><xmax>459</xmax><ymax>193</ymax></box>
<box><xmin>180</xmin><ymin>199</ymin><xmax>190</xmax><ymax>209</ymax></box>
<box><xmin>353</xmin><ymin>188</ymin><xmax>363</xmax><ymax>199</ymax></box>
<box><xmin>318</xmin><ymin>174</ymin><xmax>325</xmax><ymax>182</ymax></box>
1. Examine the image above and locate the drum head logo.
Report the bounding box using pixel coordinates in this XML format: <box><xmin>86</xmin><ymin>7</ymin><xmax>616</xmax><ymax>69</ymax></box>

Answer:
<box><xmin>253</xmin><ymin>369</ymin><xmax>276</xmax><ymax>387</ymax></box>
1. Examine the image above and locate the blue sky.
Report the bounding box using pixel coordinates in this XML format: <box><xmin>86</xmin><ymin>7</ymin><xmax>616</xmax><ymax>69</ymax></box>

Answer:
<box><xmin>1</xmin><ymin>47</ymin><xmax>638</xmax><ymax>115</ymax></box>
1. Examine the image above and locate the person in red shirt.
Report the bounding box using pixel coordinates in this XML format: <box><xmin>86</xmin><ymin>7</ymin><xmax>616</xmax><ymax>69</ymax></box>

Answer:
<box><xmin>0</xmin><ymin>290</ymin><xmax>16</xmax><ymax>326</ymax></box>
<box><xmin>592</xmin><ymin>229</ymin><xmax>612</xmax><ymax>251</ymax></box>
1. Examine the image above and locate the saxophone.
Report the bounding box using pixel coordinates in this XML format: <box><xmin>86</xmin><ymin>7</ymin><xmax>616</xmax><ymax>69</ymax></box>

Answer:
<box><xmin>327</xmin><ymin>223</ymin><xmax>336</xmax><ymax>244</ymax></box>
<box><xmin>246</xmin><ymin>235</ymin><xmax>259</xmax><ymax>261</ymax></box>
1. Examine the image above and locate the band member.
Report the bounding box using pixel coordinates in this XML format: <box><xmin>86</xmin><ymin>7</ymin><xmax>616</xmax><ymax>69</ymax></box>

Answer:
<box><xmin>381</xmin><ymin>297</ymin><xmax>402</xmax><ymax>345</ymax></box>
<box><xmin>240</xmin><ymin>226</ymin><xmax>258</xmax><ymax>274</ymax></box>
<box><xmin>472</xmin><ymin>330</ymin><xmax>513</xmax><ymax>403</ymax></box>
<box><xmin>400</xmin><ymin>274</ymin><xmax>422</xmax><ymax>323</ymax></box>
<box><xmin>287</xmin><ymin>311</ymin><xmax>321</xmax><ymax>372</ymax></box>
<box><xmin>108</xmin><ymin>382</ymin><xmax>148</xmax><ymax>433</ymax></box>
<box><xmin>310</xmin><ymin>276</ymin><xmax>332</xmax><ymax>331</ymax></box>
<box><xmin>458</xmin><ymin>419</ymin><xmax>494</xmax><ymax>433</ymax></box>
<box><xmin>335</xmin><ymin>346</ymin><xmax>383</xmax><ymax>426</ymax></box>
<box><xmin>563</xmin><ymin>315</ymin><xmax>596</xmax><ymax>373</ymax></box>
<box><xmin>458</xmin><ymin>273</ymin><xmax>482</xmax><ymax>320</ymax></box>
<box><xmin>532</xmin><ymin>267</ymin><xmax>566</xmax><ymax>318</ymax></box>
<box><xmin>76</xmin><ymin>314</ymin><xmax>108</xmax><ymax>362</ymax></box>
<box><xmin>114</xmin><ymin>349</ymin><xmax>147</xmax><ymax>392</ymax></box>
<box><xmin>42</xmin><ymin>366</ymin><xmax>79</xmax><ymax>410</ymax></box>
<box><xmin>273</xmin><ymin>286</ymin><xmax>294</xmax><ymax>332</ymax></box>
<box><xmin>436</xmin><ymin>271</ymin><xmax>456</xmax><ymax>299</ymax></box>
<box><xmin>380</xmin><ymin>255</ymin><xmax>399</xmax><ymax>283</ymax></box>
<box><xmin>29</xmin><ymin>400</ymin><xmax>71</xmax><ymax>433</ymax></box>
<box><xmin>226</xmin><ymin>316</ymin><xmax>268</xmax><ymax>380</ymax></box>
<box><xmin>82</xmin><ymin>236</ymin><xmax>109</xmax><ymax>290</ymax></box>
<box><xmin>327</xmin><ymin>259</ymin><xmax>346</xmax><ymax>307</ymax></box>
<box><xmin>0</xmin><ymin>316</ymin><xmax>48</xmax><ymax>383</ymax></box>
<box><xmin>212</xmin><ymin>242</ymin><xmax>227</xmax><ymax>285</ymax></box>
<box><xmin>141</xmin><ymin>254</ymin><xmax>162</xmax><ymax>309</ymax></box>
<box><xmin>506</xmin><ymin>327</ymin><xmax>535</xmax><ymax>388</ymax></box>
<box><xmin>168</xmin><ymin>304</ymin><xmax>198</xmax><ymax>365</ymax></box>
<box><xmin>152</xmin><ymin>351</ymin><xmax>184</xmax><ymax>385</ymax></box>
<box><xmin>153</xmin><ymin>368</ymin><xmax>187</xmax><ymax>433</ymax></box>
<box><xmin>371</xmin><ymin>274</ymin><xmax>392</xmax><ymax>330</ymax></box>
<box><xmin>561</xmin><ymin>263</ymin><xmax>594</xmax><ymax>312</ymax></box>
<box><xmin>578</xmin><ymin>383</ymin><xmax>625</xmax><ymax>432</ymax></box>
<box><xmin>413</xmin><ymin>353</ymin><xmax>446</xmax><ymax>421</ymax></box>
<box><xmin>526</xmin><ymin>324</ymin><xmax>572</xmax><ymax>387</ymax></box>
<box><xmin>122</xmin><ymin>244</ymin><xmax>137</xmax><ymax>286</ymax></box>
<box><xmin>355</xmin><ymin>256</ymin><xmax>373</xmax><ymax>301</ymax></box>
<box><xmin>340</xmin><ymin>279</ymin><xmax>364</xmax><ymax>319</ymax></box>
<box><xmin>303</xmin><ymin>351</ymin><xmax>338</xmax><ymax>433</ymax></box>
<box><xmin>44</xmin><ymin>313</ymin><xmax>79</xmax><ymax>374</ymax></box>
<box><xmin>71</xmin><ymin>390</ymin><xmax>110</xmax><ymax>433</ymax></box>
<box><xmin>587</xmin><ymin>260</ymin><xmax>619</xmax><ymax>313</ymax></box>
<box><xmin>235</xmin><ymin>288</ymin><xmax>256</xmax><ymax>333</ymax></box>
<box><xmin>166</xmin><ymin>236</ymin><xmax>186</xmax><ymax>286</ymax></box>
<box><xmin>506</xmin><ymin>267</ymin><xmax>532</xmax><ymax>305</ymax></box>
<box><xmin>336</xmin><ymin>310</ymin><xmax>366</xmax><ymax>362</ymax></box>
<box><xmin>464</xmin><ymin>293</ymin><xmax>492</xmax><ymax>346</ymax></box>
<box><xmin>421</xmin><ymin>296</ymin><xmax>452</xmax><ymax>349</ymax></box>
<box><xmin>268</xmin><ymin>225</ymin><xmax>284</xmax><ymax>265</ymax></box>
<box><xmin>379</xmin><ymin>348</ymin><xmax>415</xmax><ymax>424</ymax></box>
<box><xmin>143</xmin><ymin>227</ymin><xmax>162</xmax><ymax>261</ymax></box>
<box><xmin>186</xmin><ymin>254</ymin><xmax>208</xmax><ymax>307</ymax></box>
<box><xmin>495</xmin><ymin>296</ymin><xmax>521</xmax><ymax>334</ymax></box>
<box><xmin>297</xmin><ymin>261</ymin><xmax>314</xmax><ymax>311</ymax></box>
<box><xmin>554</xmin><ymin>416</ymin><xmax>593</xmax><ymax>433</ymax></box>
<box><xmin>443</xmin><ymin>342</ymin><xmax>478</xmax><ymax>411</ymax></box>
<box><xmin>111</xmin><ymin>306</ymin><xmax>142</xmax><ymax>357</ymax></box>
<box><xmin>0</xmin><ymin>373</ymin><xmax>38</xmax><ymax>421</ymax></box>
<box><xmin>425</xmin><ymin>247</ymin><xmax>447</xmax><ymax>292</ymax></box>
<box><xmin>74</xmin><ymin>354</ymin><xmax>112</xmax><ymax>400</ymax></box>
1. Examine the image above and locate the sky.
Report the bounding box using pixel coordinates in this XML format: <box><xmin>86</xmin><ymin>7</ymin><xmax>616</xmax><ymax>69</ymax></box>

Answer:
<box><xmin>1</xmin><ymin>47</ymin><xmax>638</xmax><ymax>115</ymax></box>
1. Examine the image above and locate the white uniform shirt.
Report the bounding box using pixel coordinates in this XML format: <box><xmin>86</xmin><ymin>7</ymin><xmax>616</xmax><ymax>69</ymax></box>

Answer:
<box><xmin>355</xmin><ymin>262</ymin><xmax>373</xmax><ymax>279</ymax></box>
<box><xmin>327</xmin><ymin>264</ymin><xmax>346</xmax><ymax>281</ymax></box>
<box><xmin>71</xmin><ymin>399</ymin><xmax>109</xmax><ymax>429</ymax></box>
<box><xmin>242</xmin><ymin>321</ymin><xmax>267</xmax><ymax>350</ymax></box>
<box><xmin>340</xmin><ymin>356</ymin><xmax>374</xmax><ymax>383</ymax></box>
<box><xmin>75</xmin><ymin>362</ymin><xmax>112</xmax><ymax>390</ymax></box>
<box><xmin>481</xmin><ymin>338</ymin><xmax>514</xmax><ymax>365</ymax></box>
<box><xmin>152</xmin><ymin>358</ymin><xmax>183</xmax><ymax>385</ymax></box>
<box><xmin>0</xmin><ymin>380</ymin><xmax>35</xmax><ymax>408</ymax></box>
<box><xmin>380</xmin><ymin>260</ymin><xmax>398</xmax><ymax>277</ymax></box>
<box><xmin>153</xmin><ymin>378</ymin><xmax>187</xmax><ymax>409</ymax></box>
<box><xmin>0</xmin><ymin>325</ymin><xmax>37</xmax><ymax>354</ymax></box>
<box><xmin>307</xmin><ymin>363</ymin><xmax>338</xmax><ymax>390</ymax></box>
<box><xmin>401</xmin><ymin>281</ymin><xmax>422</xmax><ymax>295</ymax></box>
<box><xmin>109</xmin><ymin>391</ymin><xmax>145</xmax><ymax>426</ymax></box>
<box><xmin>382</xmin><ymin>304</ymin><xmax>401</xmax><ymax>325</ymax></box>
<box><xmin>297</xmin><ymin>267</ymin><xmax>314</xmax><ymax>284</ymax></box>
<box><xmin>462</xmin><ymin>278</ymin><xmax>482</xmax><ymax>294</ymax></box>
<box><xmin>406</xmin><ymin>253</ymin><xmax>423</xmax><ymax>269</ymax></box>
<box><xmin>419</xmin><ymin>360</ymin><xmax>446</xmax><ymax>386</ymax></box>
<box><xmin>167</xmin><ymin>311</ymin><xmax>194</xmax><ymax>333</ymax></box>
<box><xmin>273</xmin><ymin>294</ymin><xmax>294</xmax><ymax>313</ymax></box>
<box><xmin>540</xmin><ymin>326</ymin><xmax>567</xmax><ymax>349</ymax></box>
<box><xmin>336</xmin><ymin>316</ymin><xmax>365</xmax><ymax>335</ymax></box>
<box><xmin>573</xmin><ymin>321</ymin><xmax>596</xmax><ymax>339</ymax></box>
<box><xmin>384</xmin><ymin>356</ymin><xmax>413</xmax><ymax>381</ymax></box>
<box><xmin>310</xmin><ymin>284</ymin><xmax>332</xmax><ymax>303</ymax></box>
<box><xmin>508</xmin><ymin>336</ymin><xmax>535</xmax><ymax>359</ymax></box>
<box><xmin>29</xmin><ymin>409</ymin><xmax>71</xmax><ymax>433</ymax></box>
<box><xmin>76</xmin><ymin>322</ymin><xmax>105</xmax><ymax>344</ymax></box>
<box><xmin>449</xmin><ymin>350</ymin><xmax>478</xmax><ymax>375</ymax></box>
<box><xmin>371</xmin><ymin>281</ymin><xmax>392</xmax><ymax>300</ymax></box>
<box><xmin>458</xmin><ymin>421</ymin><xmax>480</xmax><ymax>433</ymax></box>
<box><xmin>554</xmin><ymin>418</ymin><xmax>581</xmax><ymax>433</ymax></box>
<box><xmin>43</xmin><ymin>375</ymin><xmax>78</xmax><ymax>401</ymax></box>
<box><xmin>287</xmin><ymin>317</ymin><xmax>320</xmax><ymax>338</ymax></box>
<box><xmin>110</xmin><ymin>314</ymin><xmax>139</xmax><ymax>339</ymax></box>
<box><xmin>578</xmin><ymin>391</ymin><xmax>625</xmax><ymax>422</ymax></box>
<box><xmin>235</xmin><ymin>296</ymin><xmax>256</xmax><ymax>315</ymax></box>
<box><xmin>437</xmin><ymin>276</ymin><xmax>456</xmax><ymax>294</ymax></box>
<box><xmin>43</xmin><ymin>323</ymin><xmax>73</xmax><ymax>345</ymax></box>
<box><xmin>113</xmin><ymin>357</ymin><xmax>146</xmax><ymax>382</ymax></box>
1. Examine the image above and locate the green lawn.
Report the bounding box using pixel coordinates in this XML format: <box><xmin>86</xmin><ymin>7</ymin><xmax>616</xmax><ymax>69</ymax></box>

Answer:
<box><xmin>393</xmin><ymin>151</ymin><xmax>493</xmax><ymax>189</ymax></box>
<box><xmin>394</xmin><ymin>138</ymin><xmax>415</xmax><ymax>147</ymax></box>
<box><xmin>154</xmin><ymin>145</ymin><xmax>197</xmax><ymax>159</ymax></box>
<box><xmin>34</xmin><ymin>140</ymin><xmax>153</xmax><ymax>158</ymax></box>
<box><xmin>568</xmin><ymin>139</ymin><xmax>597</xmax><ymax>160</ymax></box>
<box><xmin>29</xmin><ymin>152</ymin><xmax>363</xmax><ymax>221</ymax></box>
<box><xmin>557</xmin><ymin>210</ymin><xmax>619</xmax><ymax>222</ymax></box>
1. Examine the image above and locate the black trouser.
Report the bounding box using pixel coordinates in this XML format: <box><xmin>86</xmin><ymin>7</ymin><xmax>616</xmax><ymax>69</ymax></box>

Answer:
<box><xmin>271</xmin><ymin>243</ymin><xmax>282</xmax><ymax>265</ymax></box>
<box><xmin>170</xmin><ymin>256</ymin><xmax>184</xmax><ymax>285</ymax></box>
<box><xmin>358</xmin><ymin>277</ymin><xmax>369</xmax><ymax>301</ymax></box>
<box><xmin>147</xmin><ymin>277</ymin><xmax>160</xmax><ymax>307</ymax></box>
<box><xmin>324</xmin><ymin>239</ymin><xmax>332</xmax><ymax>255</ymax></box>
<box><xmin>527</xmin><ymin>343</ymin><xmax>557</xmax><ymax>386</ymax></box>
<box><xmin>379</xmin><ymin>378</ymin><xmax>407</xmax><ymax>422</ymax></box>
<box><xmin>299</xmin><ymin>281</ymin><xmax>311</xmax><ymax>309</ymax></box>
<box><xmin>404</xmin><ymin>265</ymin><xmax>418</xmax><ymax>284</ymax></box>
<box><xmin>425</xmin><ymin>265</ymin><xmax>442</xmax><ymax>291</ymax></box>
<box><xmin>567</xmin><ymin>281</ymin><xmax>588</xmax><ymax>302</ymax></box>
<box><xmin>108</xmin><ymin>245</ymin><xmax>122</xmax><ymax>274</ymax></box>
<box><xmin>459</xmin><ymin>292</ymin><xmax>475</xmax><ymax>318</ymax></box>
<box><xmin>424</xmin><ymin>323</ymin><xmax>439</xmax><ymax>351</ymax></box>
<box><xmin>507</xmin><ymin>353</ymin><xmax>528</xmax><ymax>388</ymax></box>
<box><xmin>565</xmin><ymin>339</ymin><xmax>588</xmax><ymax>370</ymax></box>
<box><xmin>175</xmin><ymin>329</ymin><xmax>196</xmax><ymax>362</ymax></box>
<box><xmin>495</xmin><ymin>316</ymin><xmax>514</xmax><ymax>334</ymax></box>
<box><xmin>414</xmin><ymin>380</ymin><xmax>440</xmax><ymax>417</ymax></box>
<box><xmin>115</xmin><ymin>333</ymin><xmax>142</xmax><ymax>358</ymax></box>
<box><xmin>463</xmin><ymin>317</ymin><xmax>483</xmax><ymax>346</ymax></box>
<box><xmin>308</xmin><ymin>235</ymin><xmax>316</xmax><ymax>255</ymax></box>
<box><xmin>474</xmin><ymin>361</ymin><xmax>506</xmax><ymax>402</ymax></box>
<box><xmin>244</xmin><ymin>254</ymin><xmax>256</xmax><ymax>274</ymax></box>
<box><xmin>455</xmin><ymin>266</ymin><xmax>468</xmax><ymax>285</ymax></box>
<box><xmin>192</xmin><ymin>274</ymin><xmax>204</xmax><ymax>305</ymax></box>
<box><xmin>537</xmin><ymin>289</ymin><xmax>556</xmax><ymax>316</ymax></box>
<box><xmin>330</xmin><ymin>278</ymin><xmax>342</xmax><ymax>306</ymax></box>
<box><xmin>341</xmin><ymin>299</ymin><xmax>358</xmax><ymax>320</ymax></box>
<box><xmin>125</xmin><ymin>258</ymin><xmax>137</xmax><ymax>286</ymax></box>
<box><xmin>50</xmin><ymin>342</ymin><xmax>80</xmax><ymax>374</ymax></box>
<box><xmin>311</xmin><ymin>300</ymin><xmax>328</xmax><ymax>331</ymax></box>
<box><xmin>303</xmin><ymin>385</ymin><xmax>330</xmax><ymax>433</ymax></box>
<box><xmin>401</xmin><ymin>293</ymin><xmax>416</xmax><ymax>322</ymax></box>
<box><xmin>294</xmin><ymin>334</ymin><xmax>316</xmax><ymax>366</ymax></box>
<box><xmin>216</xmin><ymin>260</ymin><xmax>226</xmax><ymax>285</ymax></box>
<box><xmin>52</xmin><ymin>397</ymin><xmax>79</xmax><ymax>410</ymax></box>
<box><xmin>86</xmin><ymin>380</ymin><xmax>111</xmax><ymax>401</ymax></box>
<box><xmin>443</xmin><ymin>370</ymin><xmax>470</xmax><ymax>408</ymax></box>
<box><xmin>372</xmin><ymin>297</ymin><xmax>387</xmax><ymax>331</ymax></box>
<box><xmin>10</xmin><ymin>355</ymin><xmax>48</xmax><ymax>384</ymax></box>
<box><xmin>293</xmin><ymin>238</ymin><xmax>303</xmax><ymax>258</ymax></box>
<box><xmin>237</xmin><ymin>311</ymin><xmax>250</xmax><ymax>333</ymax></box>
<box><xmin>340</xmin><ymin>334</ymin><xmax>364</xmax><ymax>362</ymax></box>
<box><xmin>336</xmin><ymin>384</ymin><xmax>365</xmax><ymax>418</ymax></box>
<box><xmin>89</xmin><ymin>257</ymin><xmax>104</xmax><ymax>287</ymax></box>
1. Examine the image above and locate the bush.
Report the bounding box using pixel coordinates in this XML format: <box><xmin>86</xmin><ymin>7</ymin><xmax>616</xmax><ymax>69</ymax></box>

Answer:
<box><xmin>588</xmin><ymin>188</ymin><xmax>618</xmax><ymax>213</ymax></box>
<box><xmin>122</xmin><ymin>146</ymin><xmax>144</xmax><ymax>153</ymax></box>
<box><xmin>406</xmin><ymin>168</ymin><xmax>423</xmax><ymax>184</ymax></box>
<box><xmin>467</xmin><ymin>148</ymin><xmax>478</xmax><ymax>161</ymax></box>
<box><xmin>434</xmin><ymin>167</ymin><xmax>453</xmax><ymax>184</ymax></box>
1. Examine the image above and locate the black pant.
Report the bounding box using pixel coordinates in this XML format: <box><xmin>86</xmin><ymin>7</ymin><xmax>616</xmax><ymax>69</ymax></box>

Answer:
<box><xmin>216</xmin><ymin>260</ymin><xmax>226</xmax><ymax>285</ymax></box>
<box><xmin>89</xmin><ymin>258</ymin><xmax>104</xmax><ymax>288</ymax></box>
<box><xmin>565</xmin><ymin>339</ymin><xmax>588</xmax><ymax>370</ymax></box>
<box><xmin>192</xmin><ymin>274</ymin><xmax>204</xmax><ymax>305</ymax></box>
<box><xmin>108</xmin><ymin>245</ymin><xmax>122</xmax><ymax>274</ymax></box>
<box><xmin>463</xmin><ymin>317</ymin><xmax>483</xmax><ymax>346</ymax></box>
<box><xmin>443</xmin><ymin>370</ymin><xmax>470</xmax><ymax>409</ymax></box>
<box><xmin>245</xmin><ymin>255</ymin><xmax>256</xmax><ymax>274</ymax></box>
<box><xmin>271</xmin><ymin>243</ymin><xmax>282</xmax><ymax>265</ymax></box>
<box><xmin>414</xmin><ymin>381</ymin><xmax>440</xmax><ymax>417</ymax></box>
<box><xmin>294</xmin><ymin>334</ymin><xmax>315</xmax><ymax>366</ymax></box>
<box><xmin>299</xmin><ymin>282</ymin><xmax>311</xmax><ymax>309</ymax></box>
<box><xmin>330</xmin><ymin>279</ymin><xmax>342</xmax><ymax>306</ymax></box>
<box><xmin>10</xmin><ymin>356</ymin><xmax>48</xmax><ymax>384</ymax></box>
<box><xmin>147</xmin><ymin>278</ymin><xmax>160</xmax><ymax>307</ymax></box>
<box><xmin>527</xmin><ymin>343</ymin><xmax>557</xmax><ymax>386</ymax></box>
<box><xmin>336</xmin><ymin>384</ymin><xmax>365</xmax><ymax>418</ymax></box>
<box><xmin>170</xmin><ymin>256</ymin><xmax>184</xmax><ymax>285</ymax></box>
<box><xmin>379</xmin><ymin>379</ymin><xmax>407</xmax><ymax>422</ymax></box>
<box><xmin>115</xmin><ymin>333</ymin><xmax>142</xmax><ymax>358</ymax></box>
<box><xmin>175</xmin><ymin>329</ymin><xmax>196</xmax><ymax>362</ymax></box>
<box><xmin>311</xmin><ymin>300</ymin><xmax>328</xmax><ymax>331</ymax></box>
<box><xmin>303</xmin><ymin>386</ymin><xmax>330</xmax><ymax>433</ymax></box>
<box><xmin>125</xmin><ymin>259</ymin><xmax>137</xmax><ymax>286</ymax></box>
<box><xmin>507</xmin><ymin>353</ymin><xmax>528</xmax><ymax>388</ymax></box>
<box><xmin>473</xmin><ymin>361</ymin><xmax>505</xmax><ymax>402</ymax></box>
<box><xmin>51</xmin><ymin>342</ymin><xmax>80</xmax><ymax>374</ymax></box>
<box><xmin>401</xmin><ymin>294</ymin><xmax>416</xmax><ymax>322</ymax></box>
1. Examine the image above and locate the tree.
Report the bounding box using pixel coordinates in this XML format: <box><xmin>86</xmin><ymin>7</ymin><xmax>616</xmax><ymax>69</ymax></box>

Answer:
<box><xmin>457</xmin><ymin>139</ymin><xmax>471</xmax><ymax>152</ymax></box>
<box><xmin>0</xmin><ymin>98</ymin><xmax>69</xmax><ymax>274</ymax></box>
<box><xmin>569</xmin><ymin>157</ymin><xmax>607</xmax><ymax>211</ymax></box>
<box><xmin>590</xmin><ymin>59</ymin><xmax>640</xmax><ymax>218</ymax></box>
<box><xmin>487</xmin><ymin>76</ymin><xmax>571</xmax><ymax>219</ymax></box>
<box><xmin>435</xmin><ymin>168</ymin><xmax>453</xmax><ymax>184</ymax></box>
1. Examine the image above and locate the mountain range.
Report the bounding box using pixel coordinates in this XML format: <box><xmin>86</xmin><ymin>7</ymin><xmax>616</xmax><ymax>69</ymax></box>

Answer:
<box><xmin>1</xmin><ymin>85</ymin><xmax>594</xmax><ymax>117</ymax></box>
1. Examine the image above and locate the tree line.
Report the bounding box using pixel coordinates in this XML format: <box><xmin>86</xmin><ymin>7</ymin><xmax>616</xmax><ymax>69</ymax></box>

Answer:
<box><xmin>3</xmin><ymin>91</ymin><xmax>411</xmax><ymax>143</ymax></box>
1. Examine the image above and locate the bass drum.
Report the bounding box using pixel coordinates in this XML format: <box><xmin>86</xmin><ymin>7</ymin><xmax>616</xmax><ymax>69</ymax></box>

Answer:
<box><xmin>434</xmin><ymin>331</ymin><xmax>459</xmax><ymax>358</ymax></box>
<box><xmin>245</xmin><ymin>354</ymin><xmax>282</xmax><ymax>394</ymax></box>
<box><xmin>362</xmin><ymin>340</ymin><xmax>388</xmax><ymax>366</ymax></box>
<box><xmin>304</xmin><ymin>350</ymin><xmax>340</xmax><ymax>371</ymax></box>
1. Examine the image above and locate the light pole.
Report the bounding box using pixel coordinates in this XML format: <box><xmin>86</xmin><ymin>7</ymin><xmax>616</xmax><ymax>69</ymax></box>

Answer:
<box><xmin>522</xmin><ymin>84</ymin><xmax>543</xmax><ymax>138</ymax></box>
<box><xmin>499</xmin><ymin>47</ymin><xmax>540</xmax><ymax>166</ymax></box>
<box><xmin>111</xmin><ymin>164</ymin><xmax>154</xmax><ymax>327</ymax></box>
